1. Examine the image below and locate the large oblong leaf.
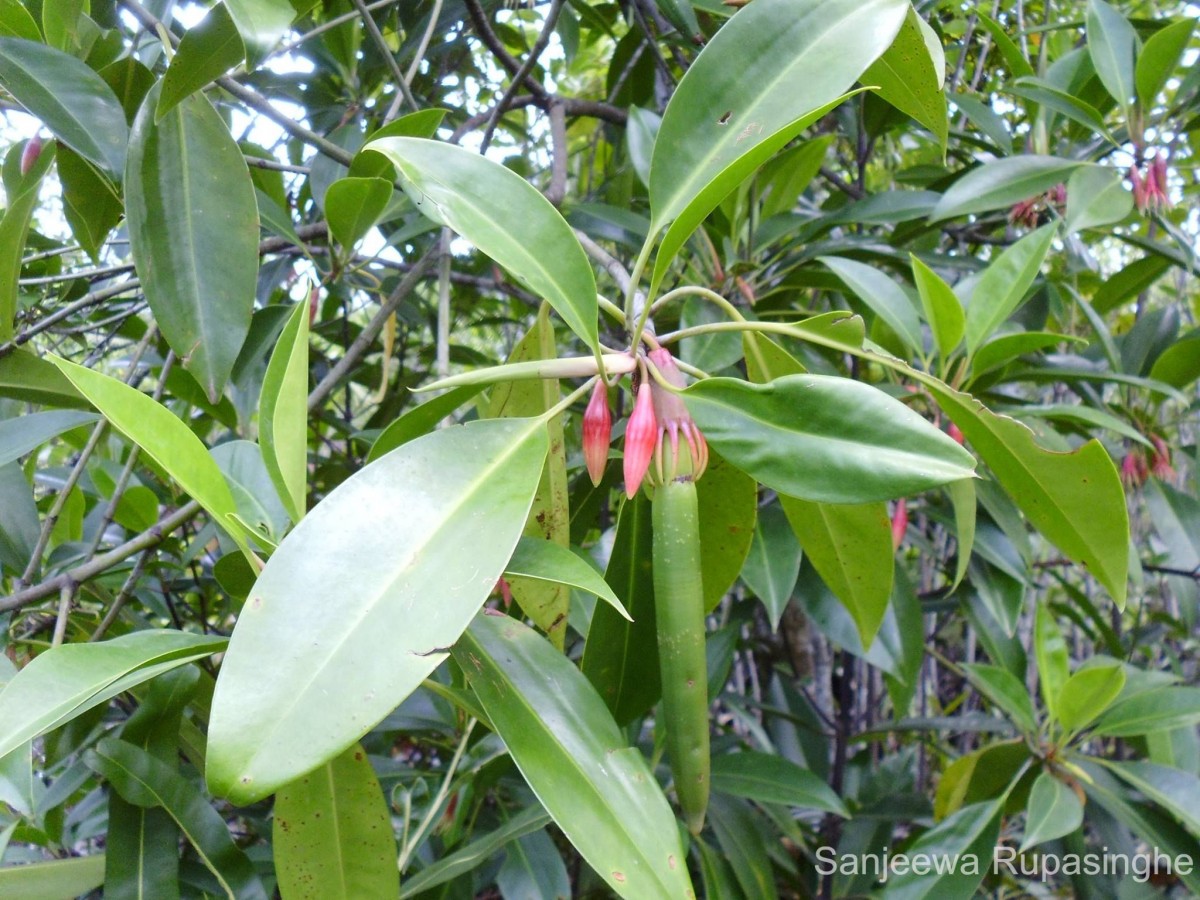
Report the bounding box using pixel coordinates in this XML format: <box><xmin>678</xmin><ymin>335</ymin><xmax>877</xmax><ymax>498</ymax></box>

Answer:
<box><xmin>259</xmin><ymin>301</ymin><xmax>309</xmax><ymax>523</ymax></box>
<box><xmin>930</xmin><ymin>156</ymin><xmax>1082</xmax><ymax>222</ymax></box>
<box><xmin>647</xmin><ymin>0</ymin><xmax>907</xmax><ymax>287</ymax></box>
<box><xmin>860</xmin><ymin>5</ymin><xmax>948</xmax><ymax>147</ymax></box>
<box><xmin>0</xmin><ymin>37</ymin><xmax>128</xmax><ymax>176</ymax></box>
<box><xmin>964</xmin><ymin>223</ymin><xmax>1057</xmax><ymax>356</ymax></box>
<box><xmin>453</xmin><ymin>613</ymin><xmax>695</xmax><ymax>900</ymax></box>
<box><xmin>126</xmin><ymin>83</ymin><xmax>259</xmax><ymax>402</ymax></box>
<box><xmin>682</xmin><ymin>375</ymin><xmax>977</xmax><ymax>504</ymax></box>
<box><xmin>206</xmin><ymin>417</ymin><xmax>549</xmax><ymax>804</ymax></box>
<box><xmin>364</xmin><ymin>137</ymin><xmax>598</xmax><ymax>351</ymax></box>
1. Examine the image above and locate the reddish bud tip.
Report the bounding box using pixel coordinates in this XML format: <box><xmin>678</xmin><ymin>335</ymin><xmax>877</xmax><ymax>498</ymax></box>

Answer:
<box><xmin>582</xmin><ymin>380</ymin><xmax>612</xmax><ymax>486</ymax></box>
<box><xmin>623</xmin><ymin>382</ymin><xmax>657</xmax><ymax>498</ymax></box>
<box><xmin>308</xmin><ymin>286</ymin><xmax>320</xmax><ymax>326</ymax></box>
<box><xmin>19</xmin><ymin>135</ymin><xmax>42</xmax><ymax>176</ymax></box>
<box><xmin>947</xmin><ymin>422</ymin><xmax>965</xmax><ymax>445</ymax></box>
<box><xmin>1120</xmin><ymin>450</ymin><xmax>1148</xmax><ymax>488</ymax></box>
<box><xmin>891</xmin><ymin>498</ymin><xmax>908</xmax><ymax>551</ymax></box>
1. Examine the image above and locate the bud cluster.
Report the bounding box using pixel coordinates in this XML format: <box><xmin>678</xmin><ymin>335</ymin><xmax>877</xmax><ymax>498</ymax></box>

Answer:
<box><xmin>580</xmin><ymin>349</ymin><xmax>708</xmax><ymax>499</ymax></box>
<box><xmin>1129</xmin><ymin>154</ymin><xmax>1171</xmax><ymax>215</ymax></box>
<box><xmin>1008</xmin><ymin>183</ymin><xmax>1066</xmax><ymax>229</ymax></box>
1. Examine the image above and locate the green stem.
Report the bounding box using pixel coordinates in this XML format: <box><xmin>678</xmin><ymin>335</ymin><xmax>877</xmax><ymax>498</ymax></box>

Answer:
<box><xmin>650</xmin><ymin>285</ymin><xmax>746</xmax><ymax>323</ymax></box>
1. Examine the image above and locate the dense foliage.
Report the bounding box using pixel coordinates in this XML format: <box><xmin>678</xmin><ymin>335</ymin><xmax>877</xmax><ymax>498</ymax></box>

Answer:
<box><xmin>0</xmin><ymin>0</ymin><xmax>1197</xmax><ymax>896</ymax></box>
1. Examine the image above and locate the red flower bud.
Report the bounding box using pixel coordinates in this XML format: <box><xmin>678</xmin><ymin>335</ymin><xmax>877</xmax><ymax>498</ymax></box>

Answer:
<box><xmin>623</xmin><ymin>379</ymin><xmax>657</xmax><ymax>499</ymax></box>
<box><xmin>891</xmin><ymin>498</ymin><xmax>908</xmax><ymax>551</ymax></box>
<box><xmin>648</xmin><ymin>348</ymin><xmax>707</xmax><ymax>484</ymax></box>
<box><xmin>582</xmin><ymin>380</ymin><xmax>611</xmax><ymax>486</ymax></box>
<box><xmin>947</xmin><ymin>422</ymin><xmax>965</xmax><ymax>445</ymax></box>
<box><xmin>1149</xmin><ymin>434</ymin><xmax>1175</xmax><ymax>481</ymax></box>
<box><xmin>1120</xmin><ymin>450</ymin><xmax>1148</xmax><ymax>488</ymax></box>
<box><xmin>20</xmin><ymin>134</ymin><xmax>42</xmax><ymax>176</ymax></box>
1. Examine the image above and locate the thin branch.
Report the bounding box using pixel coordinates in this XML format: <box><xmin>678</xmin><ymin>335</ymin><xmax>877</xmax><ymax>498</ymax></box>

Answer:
<box><xmin>349</xmin><ymin>0</ymin><xmax>420</xmax><ymax>116</ymax></box>
<box><xmin>480</xmin><ymin>0</ymin><xmax>564</xmax><ymax>153</ymax></box>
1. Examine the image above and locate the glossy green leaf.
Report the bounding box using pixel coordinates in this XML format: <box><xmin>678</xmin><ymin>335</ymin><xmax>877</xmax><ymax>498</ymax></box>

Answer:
<box><xmin>157</xmin><ymin>3</ymin><xmax>245</xmax><ymax>121</ymax></box>
<box><xmin>88</xmin><ymin>739</ymin><xmax>267</xmax><ymax>900</ymax></box>
<box><xmin>708</xmin><ymin>794</ymin><xmax>778</xmax><ymax>900</ymax></box>
<box><xmin>0</xmin><ymin>856</ymin><xmax>106</xmax><ymax>900</ymax></box>
<box><xmin>206</xmin><ymin>417</ymin><xmax>548</xmax><ymax>804</ymax></box>
<box><xmin>819</xmin><ymin>255</ymin><xmax>922</xmax><ymax>353</ymax></box>
<box><xmin>965</xmin><ymin>224</ymin><xmax>1056</xmax><ymax>356</ymax></box>
<box><xmin>1057</xmin><ymin>663</ymin><xmax>1125</xmax><ymax>732</ymax></box>
<box><xmin>0</xmin><ymin>0</ymin><xmax>39</xmax><ymax>41</ymax></box>
<box><xmin>0</xmin><ymin>139</ymin><xmax>53</xmax><ymax>341</ymax></box>
<box><xmin>962</xmin><ymin>663</ymin><xmax>1036</xmax><ymax>733</ymax></box>
<box><xmin>57</xmin><ymin>143</ymin><xmax>123</xmax><ymax>262</ymax></box>
<box><xmin>1103</xmin><ymin>760</ymin><xmax>1200</xmax><ymax>839</ymax></box>
<box><xmin>1136</xmin><ymin>18</ymin><xmax>1194</xmax><ymax>108</ymax></box>
<box><xmin>365</xmin><ymin>137</ymin><xmax>598</xmax><ymax>351</ymax></box>
<box><xmin>225</xmin><ymin>0</ymin><xmax>294</xmax><ymax>67</ymax></box>
<box><xmin>626</xmin><ymin>106</ymin><xmax>659</xmax><ymax>189</ymax></box>
<box><xmin>1005</xmin><ymin>77</ymin><xmax>1113</xmax><ymax>138</ymax></box>
<box><xmin>1065</xmin><ymin>165</ymin><xmax>1132</xmax><ymax>232</ymax></box>
<box><xmin>647</xmin><ymin>0</ymin><xmax>907</xmax><ymax>288</ymax></box>
<box><xmin>931</xmin><ymin>156</ymin><xmax>1081</xmax><ymax>222</ymax></box>
<box><xmin>696</xmin><ymin>450</ymin><xmax>758</xmax><ymax>611</ymax></box>
<box><xmin>975</xmin><ymin>11</ymin><xmax>1035</xmax><ymax>79</ymax></box>
<box><xmin>0</xmin><ymin>409</ymin><xmax>97</xmax><ymax>467</ymax></box>
<box><xmin>273</xmin><ymin>743</ymin><xmax>398</xmax><ymax>899</ymax></box>
<box><xmin>740</xmin><ymin>503</ymin><xmax>801</xmax><ymax>630</ymax></box>
<box><xmin>1020</xmin><ymin>772</ymin><xmax>1082</xmax><ymax>851</ymax></box>
<box><xmin>759</xmin><ymin>135</ymin><xmax>835</xmax><ymax>218</ymax></box>
<box><xmin>50</xmin><ymin>357</ymin><xmax>248</xmax><ymax>549</ymax></box>
<box><xmin>683</xmin><ymin>374</ymin><xmax>976</xmax><ymax>504</ymax></box>
<box><xmin>926</xmin><ymin>382</ymin><xmax>1127</xmax><ymax>606</ymax></box>
<box><xmin>911</xmin><ymin>255</ymin><xmax>965</xmax><ymax>360</ymax></box>
<box><xmin>0</xmin><ymin>350</ymin><xmax>87</xmax><ymax>408</ymax></box>
<box><xmin>400</xmin><ymin>806</ymin><xmax>552</xmax><ymax>897</ymax></box>
<box><xmin>1093</xmin><ymin>253</ymin><xmax>1169</xmax><ymax>314</ymax></box>
<box><xmin>1087</xmin><ymin>0</ymin><xmax>1138</xmax><ymax>108</ymax></box>
<box><xmin>0</xmin><ymin>463</ymin><xmax>37</xmax><ymax>574</ymax></box>
<box><xmin>710</xmin><ymin>751</ymin><xmax>848</xmax><ymax>816</ymax></box>
<box><xmin>363</xmin><ymin>108</ymin><xmax>447</xmax><ymax>144</ymax></box>
<box><xmin>505</xmin><ymin>536</ymin><xmax>629</xmax><ymax>620</ymax></box>
<box><xmin>581</xmin><ymin>495</ymin><xmax>660</xmax><ymax>724</ymax></box>
<box><xmin>946</xmin><ymin>478</ymin><xmax>975</xmax><ymax>590</ymax></box>
<box><xmin>1144</xmin><ymin>479</ymin><xmax>1200</xmax><ymax>570</ymax></box>
<box><xmin>970</xmin><ymin>331</ymin><xmax>1086</xmax><ymax>379</ymax></box>
<box><xmin>885</xmin><ymin>799</ymin><xmax>1003</xmax><ymax>899</ymax></box>
<box><xmin>126</xmin><ymin>83</ymin><xmax>258</xmax><ymax>402</ymax></box>
<box><xmin>1149</xmin><ymin>335</ymin><xmax>1200</xmax><ymax>389</ymax></box>
<box><xmin>259</xmin><ymin>300</ymin><xmax>309</xmax><ymax>523</ymax></box>
<box><xmin>1035</xmin><ymin>603</ymin><xmax>1070</xmax><ymax>721</ymax></box>
<box><xmin>0</xmin><ymin>37</ymin><xmax>127</xmax><ymax>176</ymax></box>
<box><xmin>454</xmin><ymin>614</ymin><xmax>694</xmax><ymax>900</ymax></box>
<box><xmin>0</xmin><ymin>631</ymin><xmax>226</xmax><ymax>760</ymax></box>
<box><xmin>366</xmin><ymin>384</ymin><xmax>484</xmax><ymax>462</ymax></box>
<box><xmin>325</xmin><ymin>176</ymin><xmax>393</xmax><ymax>249</ymax></box>
<box><xmin>860</xmin><ymin>5</ymin><xmax>948</xmax><ymax>147</ymax></box>
<box><xmin>1092</xmin><ymin>687</ymin><xmax>1200</xmax><ymax>737</ymax></box>
<box><xmin>497</xmin><ymin>827</ymin><xmax>571</xmax><ymax>900</ymax></box>
<box><xmin>951</xmin><ymin>92</ymin><xmax>1012</xmax><ymax>153</ymax></box>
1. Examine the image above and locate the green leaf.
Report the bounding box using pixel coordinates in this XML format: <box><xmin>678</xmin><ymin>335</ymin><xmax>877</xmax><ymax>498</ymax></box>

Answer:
<box><xmin>50</xmin><ymin>357</ymin><xmax>248</xmax><ymax>550</ymax></box>
<box><xmin>819</xmin><ymin>255</ymin><xmax>922</xmax><ymax>353</ymax></box>
<box><xmin>931</xmin><ymin>156</ymin><xmax>1081</xmax><ymax>221</ymax></box>
<box><xmin>696</xmin><ymin>450</ymin><xmax>758</xmax><ymax>612</ymax></box>
<box><xmin>1004</xmin><ymin>77</ymin><xmax>1113</xmax><ymax>139</ymax></box>
<box><xmin>0</xmin><ymin>0</ymin><xmax>40</xmax><ymax>41</ymax></box>
<box><xmin>0</xmin><ymin>409</ymin><xmax>97</xmax><ymax>467</ymax></box>
<box><xmin>87</xmin><ymin>739</ymin><xmax>267</xmax><ymax>900</ymax></box>
<box><xmin>0</xmin><ymin>856</ymin><xmax>106</xmax><ymax>900</ymax></box>
<box><xmin>259</xmin><ymin>300</ymin><xmax>309</xmax><ymax>523</ymax></box>
<box><xmin>975</xmin><ymin>11</ymin><xmax>1035</xmax><ymax>79</ymax></box>
<box><xmin>1020</xmin><ymin>772</ymin><xmax>1082</xmax><ymax>851</ymax></box>
<box><xmin>1149</xmin><ymin>335</ymin><xmax>1200</xmax><ymax>389</ymax></box>
<box><xmin>708</xmin><ymin>794</ymin><xmax>778</xmax><ymax>900</ymax></box>
<box><xmin>57</xmin><ymin>143</ymin><xmax>123</xmax><ymax>262</ymax></box>
<box><xmin>683</xmin><ymin>374</ymin><xmax>976</xmax><ymax>504</ymax></box>
<box><xmin>950</xmin><ymin>92</ymin><xmax>1012</xmax><ymax>154</ymax></box>
<box><xmin>0</xmin><ymin>37</ymin><xmax>128</xmax><ymax>176</ymax></box>
<box><xmin>225</xmin><ymin>0</ymin><xmax>294</xmax><ymax>67</ymax></box>
<box><xmin>911</xmin><ymin>255</ymin><xmax>965</xmax><ymax>360</ymax></box>
<box><xmin>710</xmin><ymin>751</ymin><xmax>848</xmax><ymax>816</ymax></box>
<box><xmin>1094</xmin><ymin>254</ymin><xmax>1169</xmax><ymax>314</ymax></box>
<box><xmin>1136</xmin><ymin>18</ymin><xmax>1194</xmax><ymax>108</ymax></box>
<box><xmin>1065</xmin><ymin>165</ymin><xmax>1132</xmax><ymax>232</ymax></box>
<box><xmin>1102</xmin><ymin>761</ymin><xmax>1200</xmax><ymax>839</ymax></box>
<box><xmin>206</xmin><ymin>417</ymin><xmax>548</xmax><ymax>804</ymax></box>
<box><xmin>884</xmin><ymin>799</ymin><xmax>1003</xmax><ymax>899</ymax></box>
<box><xmin>363</xmin><ymin>108</ymin><xmax>447</xmax><ymax>144</ymax></box>
<box><xmin>740</xmin><ymin>503</ymin><xmax>801</xmax><ymax>630</ymax></box>
<box><xmin>453</xmin><ymin>614</ymin><xmax>694</xmax><ymax>900</ymax></box>
<box><xmin>505</xmin><ymin>536</ymin><xmax>629</xmax><ymax>620</ymax></box>
<box><xmin>0</xmin><ymin>631</ymin><xmax>226</xmax><ymax>760</ymax></box>
<box><xmin>1035</xmin><ymin>603</ymin><xmax>1070</xmax><ymax>722</ymax></box>
<box><xmin>0</xmin><ymin>349</ymin><xmax>87</xmax><ymax>408</ymax></box>
<box><xmin>962</xmin><ymin>663</ymin><xmax>1037</xmax><ymax>733</ymax></box>
<box><xmin>273</xmin><ymin>743</ymin><xmax>398</xmax><ymax>899</ymax></box>
<box><xmin>325</xmin><ymin>176</ymin><xmax>393</xmax><ymax>249</ymax></box>
<box><xmin>0</xmin><ymin>139</ymin><xmax>54</xmax><ymax>341</ymax></box>
<box><xmin>400</xmin><ymin>805</ymin><xmax>552</xmax><ymax>897</ymax></box>
<box><xmin>581</xmin><ymin>495</ymin><xmax>660</xmax><ymax>725</ymax></box>
<box><xmin>926</xmin><ymin>383</ymin><xmax>1128</xmax><ymax>606</ymax></box>
<box><xmin>647</xmin><ymin>0</ymin><xmax>907</xmax><ymax>287</ymax></box>
<box><xmin>970</xmin><ymin>331</ymin><xmax>1087</xmax><ymax>379</ymax></box>
<box><xmin>157</xmin><ymin>3</ymin><xmax>245</xmax><ymax>121</ymax></box>
<box><xmin>1087</xmin><ymin>0</ymin><xmax>1138</xmax><ymax>109</ymax></box>
<box><xmin>965</xmin><ymin>224</ymin><xmax>1056</xmax><ymax>356</ymax></box>
<box><xmin>365</xmin><ymin>137</ymin><xmax>598</xmax><ymax>351</ymax></box>
<box><xmin>126</xmin><ymin>82</ymin><xmax>259</xmax><ymax>402</ymax></box>
<box><xmin>781</xmin><ymin>496</ymin><xmax>892</xmax><ymax>646</ymax></box>
<box><xmin>366</xmin><ymin>384</ymin><xmax>485</xmax><ymax>463</ymax></box>
<box><xmin>497</xmin><ymin>827</ymin><xmax>571</xmax><ymax>900</ymax></box>
<box><xmin>626</xmin><ymin>106</ymin><xmax>659</xmax><ymax>189</ymax></box>
<box><xmin>860</xmin><ymin>5</ymin><xmax>948</xmax><ymax>147</ymax></box>
<box><xmin>1092</xmin><ymin>687</ymin><xmax>1200</xmax><ymax>737</ymax></box>
<box><xmin>1057</xmin><ymin>663</ymin><xmax>1125</xmax><ymax>733</ymax></box>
